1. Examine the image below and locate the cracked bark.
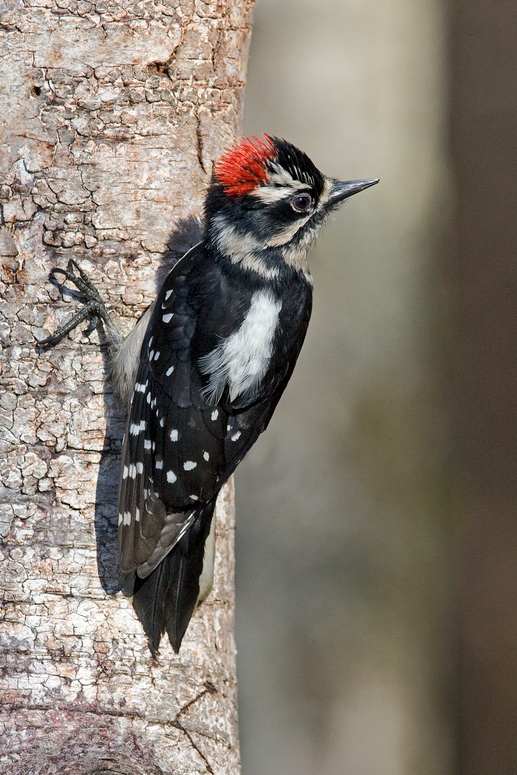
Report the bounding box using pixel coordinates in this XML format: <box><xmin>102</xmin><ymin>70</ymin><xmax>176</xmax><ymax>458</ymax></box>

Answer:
<box><xmin>0</xmin><ymin>1</ymin><xmax>254</xmax><ymax>772</ymax></box>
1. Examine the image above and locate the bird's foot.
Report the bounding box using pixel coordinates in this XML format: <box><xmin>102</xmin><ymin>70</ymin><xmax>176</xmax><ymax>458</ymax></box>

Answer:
<box><xmin>37</xmin><ymin>259</ymin><xmax>118</xmax><ymax>352</ymax></box>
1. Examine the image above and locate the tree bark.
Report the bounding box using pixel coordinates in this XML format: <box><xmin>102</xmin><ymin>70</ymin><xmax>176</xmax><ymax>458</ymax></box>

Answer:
<box><xmin>0</xmin><ymin>1</ymin><xmax>254</xmax><ymax>772</ymax></box>
<box><xmin>450</xmin><ymin>2</ymin><xmax>517</xmax><ymax>773</ymax></box>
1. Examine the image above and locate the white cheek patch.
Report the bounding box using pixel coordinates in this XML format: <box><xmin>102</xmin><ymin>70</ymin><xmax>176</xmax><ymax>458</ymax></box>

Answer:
<box><xmin>213</xmin><ymin>215</ymin><xmax>262</xmax><ymax>256</ymax></box>
<box><xmin>212</xmin><ymin>216</ymin><xmax>280</xmax><ymax>280</ymax></box>
<box><xmin>265</xmin><ymin>213</ymin><xmax>312</xmax><ymax>247</ymax></box>
<box><xmin>198</xmin><ymin>290</ymin><xmax>282</xmax><ymax>404</ymax></box>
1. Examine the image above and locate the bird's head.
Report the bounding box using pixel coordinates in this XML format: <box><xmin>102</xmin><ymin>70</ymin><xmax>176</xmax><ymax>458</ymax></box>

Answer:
<box><xmin>205</xmin><ymin>135</ymin><xmax>378</xmax><ymax>280</ymax></box>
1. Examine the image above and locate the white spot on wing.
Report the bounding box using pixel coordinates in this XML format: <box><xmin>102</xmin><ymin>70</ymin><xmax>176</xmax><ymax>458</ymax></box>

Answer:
<box><xmin>167</xmin><ymin>470</ymin><xmax>177</xmax><ymax>483</ymax></box>
<box><xmin>203</xmin><ymin>451</ymin><xmax>210</xmax><ymax>461</ymax></box>
<box><xmin>166</xmin><ymin>365</ymin><xmax>174</xmax><ymax>376</ymax></box>
<box><xmin>162</xmin><ymin>313</ymin><xmax>173</xmax><ymax>323</ymax></box>
<box><xmin>183</xmin><ymin>460</ymin><xmax>197</xmax><ymax>470</ymax></box>
<box><xmin>155</xmin><ymin>459</ymin><xmax>163</xmax><ymax>469</ymax></box>
<box><xmin>165</xmin><ymin>289</ymin><xmax>173</xmax><ymax>300</ymax></box>
<box><xmin>211</xmin><ymin>409</ymin><xmax>219</xmax><ymax>421</ymax></box>
<box><xmin>231</xmin><ymin>431</ymin><xmax>241</xmax><ymax>441</ymax></box>
<box><xmin>144</xmin><ymin>439</ymin><xmax>152</xmax><ymax>450</ymax></box>
<box><xmin>170</xmin><ymin>429</ymin><xmax>178</xmax><ymax>441</ymax></box>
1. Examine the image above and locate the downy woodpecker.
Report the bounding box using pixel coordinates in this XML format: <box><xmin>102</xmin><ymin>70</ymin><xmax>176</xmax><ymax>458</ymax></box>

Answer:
<box><xmin>39</xmin><ymin>135</ymin><xmax>378</xmax><ymax>655</ymax></box>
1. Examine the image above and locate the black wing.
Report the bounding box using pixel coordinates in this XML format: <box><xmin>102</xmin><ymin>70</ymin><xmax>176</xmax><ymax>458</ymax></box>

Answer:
<box><xmin>118</xmin><ymin>245</ymin><xmax>228</xmax><ymax>577</ymax></box>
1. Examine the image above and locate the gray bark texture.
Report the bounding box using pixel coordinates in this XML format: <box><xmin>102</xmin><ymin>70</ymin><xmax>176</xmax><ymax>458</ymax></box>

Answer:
<box><xmin>0</xmin><ymin>1</ymin><xmax>254</xmax><ymax>772</ymax></box>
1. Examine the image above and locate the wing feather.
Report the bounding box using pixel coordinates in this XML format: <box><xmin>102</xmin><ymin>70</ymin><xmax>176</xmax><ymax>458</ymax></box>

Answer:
<box><xmin>118</xmin><ymin>246</ymin><xmax>229</xmax><ymax>579</ymax></box>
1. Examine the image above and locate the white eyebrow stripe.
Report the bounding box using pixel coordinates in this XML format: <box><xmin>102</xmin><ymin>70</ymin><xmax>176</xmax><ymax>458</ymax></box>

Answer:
<box><xmin>269</xmin><ymin>162</ymin><xmax>311</xmax><ymax>189</ymax></box>
<box><xmin>251</xmin><ymin>182</ymin><xmax>307</xmax><ymax>204</ymax></box>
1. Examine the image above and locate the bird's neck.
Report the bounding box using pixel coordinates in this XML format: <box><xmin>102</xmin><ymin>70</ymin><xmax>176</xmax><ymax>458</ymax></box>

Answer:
<box><xmin>205</xmin><ymin>212</ymin><xmax>314</xmax><ymax>286</ymax></box>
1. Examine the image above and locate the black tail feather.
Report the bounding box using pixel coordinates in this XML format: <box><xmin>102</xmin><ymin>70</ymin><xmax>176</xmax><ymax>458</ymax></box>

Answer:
<box><xmin>132</xmin><ymin>561</ymin><xmax>169</xmax><ymax>656</ymax></box>
<box><xmin>131</xmin><ymin>503</ymin><xmax>215</xmax><ymax>655</ymax></box>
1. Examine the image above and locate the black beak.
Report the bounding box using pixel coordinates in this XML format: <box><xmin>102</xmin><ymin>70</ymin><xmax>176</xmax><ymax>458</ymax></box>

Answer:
<box><xmin>327</xmin><ymin>178</ymin><xmax>379</xmax><ymax>206</ymax></box>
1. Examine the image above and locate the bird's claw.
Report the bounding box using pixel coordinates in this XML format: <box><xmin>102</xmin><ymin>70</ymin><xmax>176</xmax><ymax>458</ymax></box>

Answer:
<box><xmin>37</xmin><ymin>260</ymin><xmax>108</xmax><ymax>352</ymax></box>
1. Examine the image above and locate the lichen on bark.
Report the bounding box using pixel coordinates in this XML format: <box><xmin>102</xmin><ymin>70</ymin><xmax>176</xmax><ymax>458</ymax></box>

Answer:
<box><xmin>0</xmin><ymin>1</ymin><xmax>254</xmax><ymax>771</ymax></box>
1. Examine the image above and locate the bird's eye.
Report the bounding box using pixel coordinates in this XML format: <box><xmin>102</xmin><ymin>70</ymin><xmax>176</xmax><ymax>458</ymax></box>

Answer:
<box><xmin>291</xmin><ymin>193</ymin><xmax>313</xmax><ymax>212</ymax></box>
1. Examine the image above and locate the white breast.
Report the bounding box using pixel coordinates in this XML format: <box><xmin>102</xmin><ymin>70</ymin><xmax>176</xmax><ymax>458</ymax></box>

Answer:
<box><xmin>198</xmin><ymin>290</ymin><xmax>282</xmax><ymax>404</ymax></box>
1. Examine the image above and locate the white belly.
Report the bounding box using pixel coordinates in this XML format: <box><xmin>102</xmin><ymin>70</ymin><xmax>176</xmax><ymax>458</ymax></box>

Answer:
<box><xmin>198</xmin><ymin>289</ymin><xmax>282</xmax><ymax>404</ymax></box>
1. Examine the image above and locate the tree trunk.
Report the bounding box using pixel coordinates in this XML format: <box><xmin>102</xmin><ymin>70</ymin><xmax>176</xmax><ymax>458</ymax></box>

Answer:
<box><xmin>450</xmin><ymin>2</ymin><xmax>517</xmax><ymax>773</ymax></box>
<box><xmin>0</xmin><ymin>1</ymin><xmax>254</xmax><ymax>772</ymax></box>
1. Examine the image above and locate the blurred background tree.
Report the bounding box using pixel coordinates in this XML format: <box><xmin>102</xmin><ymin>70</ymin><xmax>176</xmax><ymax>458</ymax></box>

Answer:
<box><xmin>235</xmin><ymin>1</ymin><xmax>517</xmax><ymax>774</ymax></box>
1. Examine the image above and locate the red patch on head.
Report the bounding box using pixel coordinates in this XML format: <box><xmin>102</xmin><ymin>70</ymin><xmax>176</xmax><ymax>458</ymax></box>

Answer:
<box><xmin>214</xmin><ymin>135</ymin><xmax>276</xmax><ymax>196</ymax></box>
